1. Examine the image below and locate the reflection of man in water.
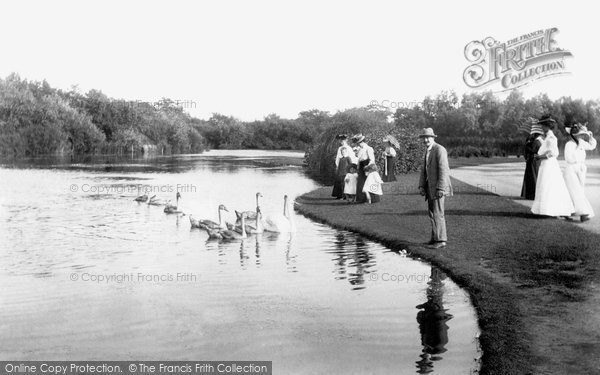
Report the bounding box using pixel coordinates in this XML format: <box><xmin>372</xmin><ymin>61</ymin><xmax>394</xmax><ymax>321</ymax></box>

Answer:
<box><xmin>415</xmin><ymin>267</ymin><xmax>453</xmax><ymax>374</ymax></box>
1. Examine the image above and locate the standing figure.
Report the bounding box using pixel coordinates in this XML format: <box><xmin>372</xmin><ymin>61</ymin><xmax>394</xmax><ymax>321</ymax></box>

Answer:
<box><xmin>418</xmin><ymin>128</ymin><xmax>452</xmax><ymax>249</ymax></box>
<box><xmin>352</xmin><ymin>134</ymin><xmax>375</xmax><ymax>203</ymax></box>
<box><xmin>332</xmin><ymin>147</ymin><xmax>353</xmax><ymax>199</ymax></box>
<box><xmin>344</xmin><ymin>164</ymin><xmax>358</xmax><ymax>203</ymax></box>
<box><xmin>382</xmin><ymin>135</ymin><xmax>399</xmax><ymax>182</ymax></box>
<box><xmin>563</xmin><ymin>124</ymin><xmax>597</xmax><ymax>222</ymax></box>
<box><xmin>531</xmin><ymin>115</ymin><xmax>575</xmax><ymax>217</ymax></box>
<box><xmin>332</xmin><ymin>134</ymin><xmax>356</xmax><ymax>199</ymax></box>
<box><xmin>363</xmin><ymin>164</ymin><xmax>383</xmax><ymax>204</ymax></box>
<box><xmin>520</xmin><ymin>124</ymin><xmax>544</xmax><ymax>200</ymax></box>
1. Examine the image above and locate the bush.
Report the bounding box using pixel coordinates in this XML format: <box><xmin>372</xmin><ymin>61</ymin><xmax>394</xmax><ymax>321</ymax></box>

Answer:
<box><xmin>304</xmin><ymin>108</ymin><xmax>422</xmax><ymax>183</ymax></box>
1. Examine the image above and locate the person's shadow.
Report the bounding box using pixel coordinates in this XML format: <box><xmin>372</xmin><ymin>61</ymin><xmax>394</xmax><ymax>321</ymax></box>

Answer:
<box><xmin>415</xmin><ymin>267</ymin><xmax>454</xmax><ymax>374</ymax></box>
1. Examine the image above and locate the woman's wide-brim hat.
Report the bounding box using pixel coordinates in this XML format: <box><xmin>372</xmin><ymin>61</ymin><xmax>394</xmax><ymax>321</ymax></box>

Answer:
<box><xmin>352</xmin><ymin>133</ymin><xmax>366</xmax><ymax>143</ymax></box>
<box><xmin>383</xmin><ymin>135</ymin><xmax>400</xmax><ymax>148</ymax></box>
<box><xmin>336</xmin><ymin>134</ymin><xmax>348</xmax><ymax>140</ymax></box>
<box><xmin>537</xmin><ymin>115</ymin><xmax>557</xmax><ymax>126</ymax></box>
<box><xmin>566</xmin><ymin>123</ymin><xmax>592</xmax><ymax>139</ymax></box>
<box><xmin>418</xmin><ymin>128</ymin><xmax>437</xmax><ymax>138</ymax></box>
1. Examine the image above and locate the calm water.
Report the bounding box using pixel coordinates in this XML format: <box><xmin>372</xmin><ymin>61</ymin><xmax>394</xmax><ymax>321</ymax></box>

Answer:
<box><xmin>0</xmin><ymin>150</ymin><xmax>480</xmax><ymax>374</ymax></box>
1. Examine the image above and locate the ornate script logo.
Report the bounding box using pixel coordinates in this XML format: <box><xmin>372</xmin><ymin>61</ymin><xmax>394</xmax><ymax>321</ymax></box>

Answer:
<box><xmin>463</xmin><ymin>28</ymin><xmax>572</xmax><ymax>91</ymax></box>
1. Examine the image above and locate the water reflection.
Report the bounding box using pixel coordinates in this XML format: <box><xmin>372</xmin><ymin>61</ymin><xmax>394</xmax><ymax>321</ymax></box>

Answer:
<box><xmin>0</xmin><ymin>151</ymin><xmax>479</xmax><ymax>373</ymax></box>
<box><xmin>415</xmin><ymin>267</ymin><xmax>454</xmax><ymax>374</ymax></box>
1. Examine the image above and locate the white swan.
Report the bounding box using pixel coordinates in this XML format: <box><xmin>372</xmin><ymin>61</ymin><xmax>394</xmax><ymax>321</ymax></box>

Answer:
<box><xmin>191</xmin><ymin>204</ymin><xmax>229</xmax><ymax>230</ymax></box>
<box><xmin>164</xmin><ymin>192</ymin><xmax>183</xmax><ymax>214</ymax></box>
<box><xmin>263</xmin><ymin>195</ymin><xmax>294</xmax><ymax>233</ymax></box>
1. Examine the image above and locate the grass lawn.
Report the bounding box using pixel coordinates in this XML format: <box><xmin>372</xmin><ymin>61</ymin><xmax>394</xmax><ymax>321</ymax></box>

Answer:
<box><xmin>295</xmin><ymin>173</ymin><xmax>600</xmax><ymax>375</ymax></box>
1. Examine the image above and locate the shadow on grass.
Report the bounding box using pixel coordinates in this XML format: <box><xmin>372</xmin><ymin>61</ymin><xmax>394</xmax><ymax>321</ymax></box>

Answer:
<box><xmin>362</xmin><ymin>209</ymin><xmax>539</xmax><ymax>219</ymax></box>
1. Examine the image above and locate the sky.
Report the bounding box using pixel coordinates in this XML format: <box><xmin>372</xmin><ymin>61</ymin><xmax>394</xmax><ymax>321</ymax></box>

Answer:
<box><xmin>0</xmin><ymin>0</ymin><xmax>597</xmax><ymax>121</ymax></box>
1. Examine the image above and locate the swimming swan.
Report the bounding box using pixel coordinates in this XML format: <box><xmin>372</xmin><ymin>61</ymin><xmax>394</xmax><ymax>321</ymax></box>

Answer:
<box><xmin>164</xmin><ymin>192</ymin><xmax>183</xmax><ymax>214</ymax></box>
<box><xmin>191</xmin><ymin>204</ymin><xmax>229</xmax><ymax>230</ymax></box>
<box><xmin>263</xmin><ymin>195</ymin><xmax>294</xmax><ymax>233</ymax></box>
<box><xmin>235</xmin><ymin>192</ymin><xmax>262</xmax><ymax>223</ymax></box>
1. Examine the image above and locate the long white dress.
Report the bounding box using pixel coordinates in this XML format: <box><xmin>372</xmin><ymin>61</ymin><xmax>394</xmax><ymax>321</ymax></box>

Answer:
<box><xmin>531</xmin><ymin>131</ymin><xmax>575</xmax><ymax>216</ymax></box>
<box><xmin>563</xmin><ymin>138</ymin><xmax>597</xmax><ymax>217</ymax></box>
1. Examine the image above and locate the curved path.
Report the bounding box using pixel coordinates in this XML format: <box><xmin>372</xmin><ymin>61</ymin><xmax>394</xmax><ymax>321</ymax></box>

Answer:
<box><xmin>451</xmin><ymin>159</ymin><xmax>600</xmax><ymax>234</ymax></box>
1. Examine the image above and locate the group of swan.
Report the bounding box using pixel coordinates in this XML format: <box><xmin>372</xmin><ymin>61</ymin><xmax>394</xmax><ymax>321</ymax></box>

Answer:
<box><xmin>136</xmin><ymin>189</ymin><xmax>294</xmax><ymax>240</ymax></box>
<box><xmin>189</xmin><ymin>192</ymin><xmax>294</xmax><ymax>240</ymax></box>
<box><xmin>134</xmin><ymin>191</ymin><xmax>183</xmax><ymax>214</ymax></box>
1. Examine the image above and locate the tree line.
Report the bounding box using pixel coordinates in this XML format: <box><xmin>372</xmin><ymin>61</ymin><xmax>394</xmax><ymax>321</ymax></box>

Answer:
<box><xmin>388</xmin><ymin>90</ymin><xmax>600</xmax><ymax>157</ymax></box>
<box><xmin>2</xmin><ymin>74</ymin><xmax>598</xmax><ymax>177</ymax></box>
<box><xmin>0</xmin><ymin>74</ymin><xmax>328</xmax><ymax>158</ymax></box>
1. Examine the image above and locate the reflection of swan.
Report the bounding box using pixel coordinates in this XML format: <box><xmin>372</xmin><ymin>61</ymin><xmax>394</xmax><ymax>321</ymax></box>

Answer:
<box><xmin>264</xmin><ymin>195</ymin><xmax>294</xmax><ymax>233</ymax></box>
<box><xmin>235</xmin><ymin>192</ymin><xmax>262</xmax><ymax>223</ymax></box>
<box><xmin>164</xmin><ymin>192</ymin><xmax>183</xmax><ymax>214</ymax></box>
<box><xmin>190</xmin><ymin>204</ymin><xmax>229</xmax><ymax>230</ymax></box>
<box><xmin>284</xmin><ymin>233</ymin><xmax>296</xmax><ymax>272</ymax></box>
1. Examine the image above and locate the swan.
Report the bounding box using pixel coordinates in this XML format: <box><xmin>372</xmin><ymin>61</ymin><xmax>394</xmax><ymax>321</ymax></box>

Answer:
<box><xmin>235</xmin><ymin>192</ymin><xmax>262</xmax><ymax>223</ymax></box>
<box><xmin>134</xmin><ymin>192</ymin><xmax>148</xmax><ymax>202</ymax></box>
<box><xmin>164</xmin><ymin>192</ymin><xmax>183</xmax><ymax>214</ymax></box>
<box><xmin>228</xmin><ymin>206</ymin><xmax>264</xmax><ymax>234</ymax></box>
<box><xmin>204</xmin><ymin>226</ymin><xmax>224</xmax><ymax>240</ymax></box>
<box><xmin>263</xmin><ymin>195</ymin><xmax>294</xmax><ymax>233</ymax></box>
<box><xmin>191</xmin><ymin>204</ymin><xmax>229</xmax><ymax>230</ymax></box>
<box><xmin>147</xmin><ymin>195</ymin><xmax>166</xmax><ymax>206</ymax></box>
<box><xmin>218</xmin><ymin>212</ymin><xmax>248</xmax><ymax>240</ymax></box>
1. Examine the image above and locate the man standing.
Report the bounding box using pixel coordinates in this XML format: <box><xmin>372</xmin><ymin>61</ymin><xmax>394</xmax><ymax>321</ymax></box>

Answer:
<box><xmin>418</xmin><ymin>128</ymin><xmax>452</xmax><ymax>248</ymax></box>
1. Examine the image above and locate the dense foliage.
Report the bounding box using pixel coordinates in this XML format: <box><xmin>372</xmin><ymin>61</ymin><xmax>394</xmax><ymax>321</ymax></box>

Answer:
<box><xmin>0</xmin><ymin>74</ymin><xmax>209</xmax><ymax>157</ymax></box>
<box><xmin>393</xmin><ymin>90</ymin><xmax>600</xmax><ymax>157</ymax></box>
<box><xmin>303</xmin><ymin>107</ymin><xmax>423</xmax><ymax>183</ymax></box>
<box><xmin>2</xmin><ymin>74</ymin><xmax>599</xmax><ymax>179</ymax></box>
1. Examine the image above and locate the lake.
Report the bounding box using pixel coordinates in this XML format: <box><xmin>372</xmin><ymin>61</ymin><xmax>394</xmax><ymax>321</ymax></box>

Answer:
<box><xmin>0</xmin><ymin>150</ymin><xmax>480</xmax><ymax>374</ymax></box>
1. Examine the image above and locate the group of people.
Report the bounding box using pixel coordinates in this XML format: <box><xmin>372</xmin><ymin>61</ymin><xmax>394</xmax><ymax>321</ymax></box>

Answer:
<box><xmin>332</xmin><ymin>128</ymin><xmax>452</xmax><ymax>249</ymax></box>
<box><xmin>332</xmin><ymin>133</ymin><xmax>398</xmax><ymax>204</ymax></box>
<box><xmin>521</xmin><ymin>115</ymin><xmax>597</xmax><ymax>221</ymax></box>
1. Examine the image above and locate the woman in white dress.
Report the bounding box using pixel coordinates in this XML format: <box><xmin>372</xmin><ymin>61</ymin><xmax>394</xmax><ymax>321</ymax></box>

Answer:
<box><xmin>531</xmin><ymin>116</ymin><xmax>575</xmax><ymax>217</ymax></box>
<box><xmin>563</xmin><ymin>124</ymin><xmax>597</xmax><ymax>221</ymax></box>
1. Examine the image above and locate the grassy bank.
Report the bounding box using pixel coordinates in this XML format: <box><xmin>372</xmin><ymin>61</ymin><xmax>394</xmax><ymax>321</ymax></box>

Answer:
<box><xmin>294</xmin><ymin>174</ymin><xmax>600</xmax><ymax>374</ymax></box>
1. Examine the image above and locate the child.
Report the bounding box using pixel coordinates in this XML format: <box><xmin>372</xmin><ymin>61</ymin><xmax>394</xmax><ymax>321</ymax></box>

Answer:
<box><xmin>344</xmin><ymin>164</ymin><xmax>358</xmax><ymax>203</ymax></box>
<box><xmin>363</xmin><ymin>164</ymin><xmax>383</xmax><ymax>204</ymax></box>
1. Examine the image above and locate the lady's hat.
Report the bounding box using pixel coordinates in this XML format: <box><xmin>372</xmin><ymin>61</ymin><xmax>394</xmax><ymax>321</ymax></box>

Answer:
<box><xmin>418</xmin><ymin>128</ymin><xmax>437</xmax><ymax>138</ymax></box>
<box><xmin>383</xmin><ymin>135</ymin><xmax>400</xmax><ymax>148</ymax></box>
<box><xmin>537</xmin><ymin>114</ymin><xmax>557</xmax><ymax>127</ymax></box>
<box><xmin>352</xmin><ymin>133</ymin><xmax>366</xmax><ymax>143</ymax></box>
<box><xmin>566</xmin><ymin>123</ymin><xmax>591</xmax><ymax>139</ymax></box>
<box><xmin>530</xmin><ymin>124</ymin><xmax>544</xmax><ymax>135</ymax></box>
<box><xmin>347</xmin><ymin>163</ymin><xmax>358</xmax><ymax>172</ymax></box>
<box><xmin>336</xmin><ymin>134</ymin><xmax>348</xmax><ymax>140</ymax></box>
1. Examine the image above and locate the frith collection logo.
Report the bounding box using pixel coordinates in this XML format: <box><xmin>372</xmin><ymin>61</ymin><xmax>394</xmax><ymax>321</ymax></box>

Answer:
<box><xmin>463</xmin><ymin>28</ymin><xmax>573</xmax><ymax>91</ymax></box>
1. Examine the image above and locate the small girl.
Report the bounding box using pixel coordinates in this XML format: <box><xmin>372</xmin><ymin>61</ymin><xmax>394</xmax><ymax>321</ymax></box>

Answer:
<box><xmin>363</xmin><ymin>164</ymin><xmax>383</xmax><ymax>204</ymax></box>
<box><xmin>344</xmin><ymin>164</ymin><xmax>358</xmax><ymax>203</ymax></box>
